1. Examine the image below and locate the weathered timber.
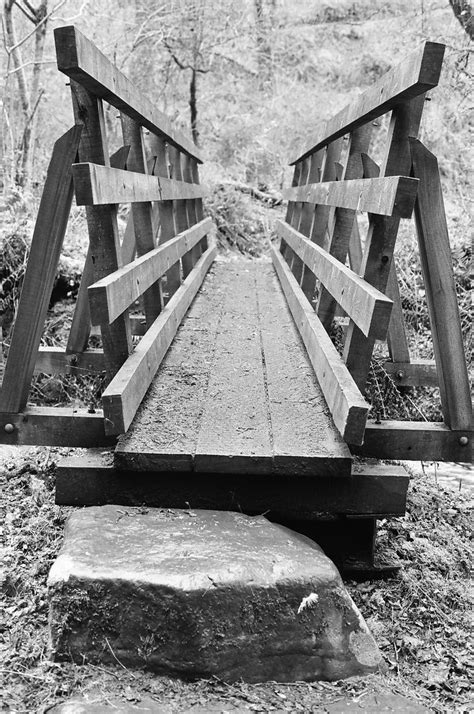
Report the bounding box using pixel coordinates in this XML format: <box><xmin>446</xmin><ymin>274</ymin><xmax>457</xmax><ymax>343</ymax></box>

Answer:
<box><xmin>254</xmin><ymin>263</ymin><xmax>352</xmax><ymax>475</ymax></box>
<box><xmin>318</xmin><ymin>124</ymin><xmax>372</xmax><ymax>330</ymax></box>
<box><xmin>66</xmin><ymin>144</ymin><xmax>133</xmax><ymax>350</ymax></box>
<box><xmin>69</xmin><ymin>80</ymin><xmax>132</xmax><ymax>377</ymax></box>
<box><xmin>410</xmin><ymin>139</ymin><xmax>472</xmax><ymax>431</ymax></box>
<box><xmin>386</xmin><ymin>262</ymin><xmax>411</xmax><ymax>362</ymax></box>
<box><xmin>120</xmin><ymin>115</ymin><xmax>162</xmax><ymax>328</ymax></box>
<box><xmin>72</xmin><ymin>163</ymin><xmax>206</xmax><ymax>205</ymax></box>
<box><xmin>116</xmin><ymin>260</ymin><xmax>351</xmax><ymax>476</ymax></box>
<box><xmin>54</xmin><ymin>26</ymin><xmax>201</xmax><ymax>162</ymax></box>
<box><xmin>102</xmin><ymin>244</ymin><xmax>217</xmax><ymax>435</ymax></box>
<box><xmin>353</xmin><ymin>421</ymin><xmax>472</xmax><ymax>463</ymax></box>
<box><xmin>88</xmin><ymin>218</ymin><xmax>213</xmax><ymax>324</ymax></box>
<box><xmin>276</xmin><ymin>220</ymin><xmax>393</xmax><ymax>340</ymax></box>
<box><xmin>301</xmin><ymin>138</ymin><xmax>343</xmax><ymax>301</ymax></box>
<box><xmin>383</xmin><ymin>359</ymin><xmax>438</xmax><ymax>387</ymax></box>
<box><xmin>283</xmin><ymin>176</ymin><xmax>418</xmax><ymax>218</ymax></box>
<box><xmin>192</xmin><ymin>262</ymin><xmax>350</xmax><ymax>475</ymax></box>
<box><xmin>343</xmin><ymin>96</ymin><xmax>426</xmax><ymax>389</ymax></box>
<box><xmin>34</xmin><ymin>347</ymin><xmax>104</xmax><ymax>375</ymax></box>
<box><xmin>0</xmin><ymin>407</ymin><xmax>114</xmax><ymax>447</ymax></box>
<box><xmin>0</xmin><ymin>126</ymin><xmax>82</xmax><ymax>412</ymax></box>
<box><xmin>56</xmin><ymin>449</ymin><xmax>409</xmax><ymax>518</ymax></box>
<box><xmin>149</xmin><ymin>134</ymin><xmax>181</xmax><ymax>298</ymax></box>
<box><xmin>291</xmin><ymin>41</ymin><xmax>445</xmax><ymax>163</ymax></box>
<box><xmin>270</xmin><ymin>244</ymin><xmax>369</xmax><ymax>445</ymax></box>
<box><xmin>360</xmin><ymin>151</ymin><xmax>410</xmax><ymax>363</ymax></box>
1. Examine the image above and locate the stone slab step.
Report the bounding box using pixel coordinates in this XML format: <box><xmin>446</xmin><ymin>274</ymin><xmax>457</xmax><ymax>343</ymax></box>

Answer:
<box><xmin>48</xmin><ymin>506</ymin><xmax>383</xmax><ymax>682</ymax></box>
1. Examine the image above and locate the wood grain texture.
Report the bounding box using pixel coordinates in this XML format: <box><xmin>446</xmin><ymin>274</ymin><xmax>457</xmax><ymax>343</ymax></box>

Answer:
<box><xmin>276</xmin><ymin>220</ymin><xmax>393</xmax><ymax>339</ymax></box>
<box><xmin>54</xmin><ymin>25</ymin><xmax>201</xmax><ymax>162</ymax></box>
<box><xmin>34</xmin><ymin>347</ymin><xmax>105</xmax><ymax>375</ymax></box>
<box><xmin>410</xmin><ymin>139</ymin><xmax>472</xmax><ymax>431</ymax></box>
<box><xmin>0</xmin><ymin>407</ymin><xmax>114</xmax><ymax>447</ymax></box>
<box><xmin>301</xmin><ymin>138</ymin><xmax>343</xmax><ymax>301</ymax></box>
<box><xmin>69</xmin><ymin>80</ymin><xmax>132</xmax><ymax>378</ymax></box>
<box><xmin>343</xmin><ymin>96</ymin><xmax>426</xmax><ymax>389</ymax></box>
<box><xmin>283</xmin><ymin>176</ymin><xmax>418</xmax><ymax>217</ymax></box>
<box><xmin>149</xmin><ymin>135</ymin><xmax>181</xmax><ymax>298</ymax></box>
<box><xmin>383</xmin><ymin>359</ymin><xmax>438</xmax><ymax>387</ymax></box>
<box><xmin>318</xmin><ymin>124</ymin><xmax>372</xmax><ymax>330</ymax></box>
<box><xmin>360</xmin><ymin>151</ymin><xmax>410</xmax><ymax>362</ymax></box>
<box><xmin>271</xmin><ymin>244</ymin><xmax>369</xmax><ymax>445</ymax></box>
<box><xmin>102</xmin><ymin>244</ymin><xmax>217</xmax><ymax>435</ymax></box>
<box><xmin>117</xmin><ymin>259</ymin><xmax>351</xmax><ymax>475</ymax></box>
<box><xmin>88</xmin><ymin>217</ymin><xmax>213</xmax><ymax>324</ymax></box>
<box><xmin>120</xmin><ymin>115</ymin><xmax>163</xmax><ymax>328</ymax></box>
<box><xmin>0</xmin><ymin>126</ymin><xmax>82</xmax><ymax>412</ymax></box>
<box><xmin>291</xmin><ymin>41</ymin><xmax>445</xmax><ymax>163</ymax></box>
<box><xmin>56</xmin><ymin>450</ymin><xmax>408</xmax><ymax>518</ymax></box>
<box><xmin>72</xmin><ymin>162</ymin><xmax>206</xmax><ymax>205</ymax></box>
<box><xmin>352</xmin><ymin>421</ymin><xmax>472</xmax><ymax>463</ymax></box>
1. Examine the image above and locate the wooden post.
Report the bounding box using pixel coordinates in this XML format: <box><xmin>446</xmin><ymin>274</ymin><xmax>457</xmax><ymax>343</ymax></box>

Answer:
<box><xmin>121</xmin><ymin>115</ymin><xmax>163</xmax><ymax>327</ymax></box>
<box><xmin>301</xmin><ymin>138</ymin><xmax>343</xmax><ymax>302</ymax></box>
<box><xmin>343</xmin><ymin>96</ymin><xmax>425</xmax><ymax>389</ymax></box>
<box><xmin>318</xmin><ymin>125</ymin><xmax>372</xmax><ymax>330</ymax></box>
<box><xmin>290</xmin><ymin>158</ymin><xmax>310</xmax><ymax>283</ymax></box>
<box><xmin>410</xmin><ymin>138</ymin><xmax>472</xmax><ymax>430</ymax></box>
<box><xmin>281</xmin><ymin>161</ymin><xmax>303</xmax><ymax>269</ymax></box>
<box><xmin>360</xmin><ymin>151</ymin><xmax>410</xmax><ymax>363</ymax></box>
<box><xmin>66</xmin><ymin>144</ymin><xmax>131</xmax><ymax>354</ymax></box>
<box><xmin>182</xmin><ymin>153</ymin><xmax>201</xmax><ymax>271</ymax></box>
<box><xmin>149</xmin><ymin>135</ymin><xmax>181</xmax><ymax>299</ymax></box>
<box><xmin>0</xmin><ymin>126</ymin><xmax>82</xmax><ymax>411</ymax></box>
<box><xmin>69</xmin><ymin>80</ymin><xmax>132</xmax><ymax>378</ymax></box>
<box><xmin>170</xmin><ymin>148</ymin><xmax>193</xmax><ymax>278</ymax></box>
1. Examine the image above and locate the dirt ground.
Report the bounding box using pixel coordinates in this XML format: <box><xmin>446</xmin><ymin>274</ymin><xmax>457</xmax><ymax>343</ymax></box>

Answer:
<box><xmin>1</xmin><ymin>446</ymin><xmax>472</xmax><ymax>713</ymax></box>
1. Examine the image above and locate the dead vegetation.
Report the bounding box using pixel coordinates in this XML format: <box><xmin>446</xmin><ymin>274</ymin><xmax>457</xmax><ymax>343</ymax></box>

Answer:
<box><xmin>1</xmin><ymin>449</ymin><xmax>472</xmax><ymax>712</ymax></box>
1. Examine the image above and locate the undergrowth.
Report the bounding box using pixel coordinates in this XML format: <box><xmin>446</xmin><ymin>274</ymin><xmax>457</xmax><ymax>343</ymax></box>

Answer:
<box><xmin>1</xmin><ymin>452</ymin><xmax>472</xmax><ymax>712</ymax></box>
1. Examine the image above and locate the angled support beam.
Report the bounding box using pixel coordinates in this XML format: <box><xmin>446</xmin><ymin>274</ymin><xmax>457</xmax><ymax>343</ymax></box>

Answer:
<box><xmin>0</xmin><ymin>126</ymin><xmax>82</xmax><ymax>412</ymax></box>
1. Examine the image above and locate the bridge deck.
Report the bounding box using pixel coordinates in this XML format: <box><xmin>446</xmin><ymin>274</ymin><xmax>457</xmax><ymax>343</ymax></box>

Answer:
<box><xmin>116</xmin><ymin>258</ymin><xmax>352</xmax><ymax>476</ymax></box>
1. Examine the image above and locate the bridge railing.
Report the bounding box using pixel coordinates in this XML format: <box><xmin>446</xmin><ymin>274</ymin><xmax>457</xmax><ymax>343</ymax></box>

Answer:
<box><xmin>274</xmin><ymin>40</ymin><xmax>472</xmax><ymax>461</ymax></box>
<box><xmin>0</xmin><ymin>26</ymin><xmax>216</xmax><ymax>444</ymax></box>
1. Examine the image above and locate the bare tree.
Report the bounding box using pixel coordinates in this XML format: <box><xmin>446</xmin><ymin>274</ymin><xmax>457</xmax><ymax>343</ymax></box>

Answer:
<box><xmin>3</xmin><ymin>0</ymin><xmax>51</xmax><ymax>188</ymax></box>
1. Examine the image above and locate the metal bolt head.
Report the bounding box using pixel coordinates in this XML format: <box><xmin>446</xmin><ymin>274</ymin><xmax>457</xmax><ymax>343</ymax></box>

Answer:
<box><xmin>4</xmin><ymin>423</ymin><xmax>14</xmax><ymax>433</ymax></box>
<box><xmin>459</xmin><ymin>436</ymin><xmax>469</xmax><ymax>446</ymax></box>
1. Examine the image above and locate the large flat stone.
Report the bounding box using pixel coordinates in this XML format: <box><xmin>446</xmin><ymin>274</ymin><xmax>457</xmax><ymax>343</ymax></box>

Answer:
<box><xmin>48</xmin><ymin>506</ymin><xmax>383</xmax><ymax>682</ymax></box>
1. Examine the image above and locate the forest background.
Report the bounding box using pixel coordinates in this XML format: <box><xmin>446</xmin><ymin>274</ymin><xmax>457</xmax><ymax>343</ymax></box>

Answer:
<box><xmin>0</xmin><ymin>0</ymin><xmax>472</xmax><ymax>410</ymax></box>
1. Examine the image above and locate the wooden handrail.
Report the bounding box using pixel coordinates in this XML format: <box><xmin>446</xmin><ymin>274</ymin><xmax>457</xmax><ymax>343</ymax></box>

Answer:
<box><xmin>290</xmin><ymin>41</ymin><xmax>444</xmax><ymax>164</ymax></box>
<box><xmin>283</xmin><ymin>175</ymin><xmax>418</xmax><ymax>218</ymax></box>
<box><xmin>72</xmin><ymin>163</ymin><xmax>207</xmax><ymax>205</ymax></box>
<box><xmin>88</xmin><ymin>218</ymin><xmax>213</xmax><ymax>324</ymax></box>
<box><xmin>54</xmin><ymin>25</ymin><xmax>202</xmax><ymax>162</ymax></box>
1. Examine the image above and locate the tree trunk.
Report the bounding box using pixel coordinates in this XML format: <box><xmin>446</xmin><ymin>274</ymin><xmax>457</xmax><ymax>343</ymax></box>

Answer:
<box><xmin>3</xmin><ymin>0</ymin><xmax>48</xmax><ymax>188</ymax></box>
<box><xmin>449</xmin><ymin>0</ymin><xmax>474</xmax><ymax>39</ymax></box>
<box><xmin>254</xmin><ymin>0</ymin><xmax>273</xmax><ymax>92</ymax></box>
<box><xmin>189</xmin><ymin>68</ymin><xmax>199</xmax><ymax>146</ymax></box>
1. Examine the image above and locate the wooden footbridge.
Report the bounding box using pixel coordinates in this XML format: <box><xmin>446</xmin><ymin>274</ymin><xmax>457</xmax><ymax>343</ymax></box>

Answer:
<box><xmin>1</xmin><ymin>28</ymin><xmax>471</xmax><ymax>567</ymax></box>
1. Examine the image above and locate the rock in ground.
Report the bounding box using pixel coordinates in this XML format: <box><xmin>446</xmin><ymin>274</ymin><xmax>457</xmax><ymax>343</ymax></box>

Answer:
<box><xmin>48</xmin><ymin>507</ymin><xmax>383</xmax><ymax>682</ymax></box>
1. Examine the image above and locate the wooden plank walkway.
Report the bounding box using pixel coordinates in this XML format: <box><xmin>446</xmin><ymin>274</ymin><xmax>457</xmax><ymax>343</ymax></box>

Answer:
<box><xmin>115</xmin><ymin>258</ymin><xmax>352</xmax><ymax>476</ymax></box>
